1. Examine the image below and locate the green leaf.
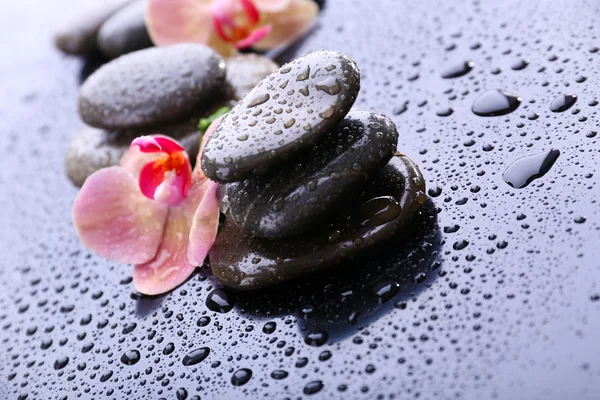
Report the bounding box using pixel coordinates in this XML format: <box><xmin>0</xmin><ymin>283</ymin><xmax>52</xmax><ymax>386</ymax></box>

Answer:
<box><xmin>198</xmin><ymin>106</ymin><xmax>230</xmax><ymax>136</ymax></box>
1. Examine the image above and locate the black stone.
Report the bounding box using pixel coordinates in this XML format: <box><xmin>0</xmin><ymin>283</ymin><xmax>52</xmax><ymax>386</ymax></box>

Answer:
<box><xmin>97</xmin><ymin>0</ymin><xmax>152</xmax><ymax>59</ymax></box>
<box><xmin>219</xmin><ymin>111</ymin><xmax>399</xmax><ymax>238</ymax></box>
<box><xmin>78</xmin><ymin>44</ymin><xmax>226</xmax><ymax>129</ymax></box>
<box><xmin>210</xmin><ymin>155</ymin><xmax>426</xmax><ymax>290</ymax></box>
<box><xmin>54</xmin><ymin>0</ymin><xmax>132</xmax><ymax>55</ymax></box>
<box><xmin>202</xmin><ymin>50</ymin><xmax>360</xmax><ymax>182</ymax></box>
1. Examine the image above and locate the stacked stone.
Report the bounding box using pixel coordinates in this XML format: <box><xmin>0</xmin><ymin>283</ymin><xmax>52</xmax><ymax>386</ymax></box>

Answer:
<box><xmin>201</xmin><ymin>50</ymin><xmax>427</xmax><ymax>290</ymax></box>
<box><xmin>65</xmin><ymin>44</ymin><xmax>278</xmax><ymax>186</ymax></box>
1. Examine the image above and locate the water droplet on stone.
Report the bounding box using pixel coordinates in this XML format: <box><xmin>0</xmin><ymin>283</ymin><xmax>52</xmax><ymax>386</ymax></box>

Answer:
<box><xmin>248</xmin><ymin>92</ymin><xmax>270</xmax><ymax>108</ymax></box>
<box><xmin>358</xmin><ymin>196</ymin><xmax>401</xmax><ymax>227</ymax></box>
<box><xmin>304</xmin><ymin>331</ymin><xmax>328</xmax><ymax>346</ymax></box>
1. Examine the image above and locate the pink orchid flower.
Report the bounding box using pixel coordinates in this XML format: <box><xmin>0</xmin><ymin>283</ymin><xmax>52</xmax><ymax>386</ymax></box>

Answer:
<box><xmin>146</xmin><ymin>0</ymin><xmax>319</xmax><ymax>57</ymax></box>
<box><xmin>72</xmin><ymin>120</ymin><xmax>223</xmax><ymax>295</ymax></box>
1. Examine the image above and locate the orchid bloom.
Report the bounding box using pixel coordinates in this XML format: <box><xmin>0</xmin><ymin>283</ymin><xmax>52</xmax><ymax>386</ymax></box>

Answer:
<box><xmin>72</xmin><ymin>120</ymin><xmax>223</xmax><ymax>295</ymax></box>
<box><xmin>146</xmin><ymin>0</ymin><xmax>319</xmax><ymax>57</ymax></box>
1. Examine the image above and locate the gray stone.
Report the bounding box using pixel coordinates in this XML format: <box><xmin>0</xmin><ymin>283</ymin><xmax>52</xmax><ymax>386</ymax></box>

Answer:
<box><xmin>78</xmin><ymin>44</ymin><xmax>226</xmax><ymax>130</ymax></box>
<box><xmin>226</xmin><ymin>54</ymin><xmax>279</xmax><ymax>101</ymax></box>
<box><xmin>220</xmin><ymin>111</ymin><xmax>399</xmax><ymax>238</ymax></box>
<box><xmin>210</xmin><ymin>154</ymin><xmax>427</xmax><ymax>290</ymax></box>
<box><xmin>54</xmin><ymin>0</ymin><xmax>133</xmax><ymax>55</ymax></box>
<box><xmin>97</xmin><ymin>0</ymin><xmax>153</xmax><ymax>59</ymax></box>
<box><xmin>202</xmin><ymin>50</ymin><xmax>360</xmax><ymax>182</ymax></box>
<box><xmin>65</xmin><ymin>109</ymin><xmax>228</xmax><ymax>187</ymax></box>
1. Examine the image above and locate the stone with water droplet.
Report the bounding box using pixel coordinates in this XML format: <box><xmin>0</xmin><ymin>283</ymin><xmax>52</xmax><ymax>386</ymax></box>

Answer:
<box><xmin>202</xmin><ymin>50</ymin><xmax>360</xmax><ymax>182</ymax></box>
<box><xmin>78</xmin><ymin>44</ymin><xmax>227</xmax><ymax>129</ymax></box>
<box><xmin>210</xmin><ymin>155</ymin><xmax>426</xmax><ymax>290</ymax></box>
<box><xmin>226</xmin><ymin>53</ymin><xmax>279</xmax><ymax>101</ymax></box>
<box><xmin>65</xmin><ymin>103</ymin><xmax>230</xmax><ymax>187</ymax></box>
<box><xmin>472</xmin><ymin>89</ymin><xmax>521</xmax><ymax>116</ymax></box>
<box><xmin>218</xmin><ymin>111</ymin><xmax>398</xmax><ymax>239</ymax></box>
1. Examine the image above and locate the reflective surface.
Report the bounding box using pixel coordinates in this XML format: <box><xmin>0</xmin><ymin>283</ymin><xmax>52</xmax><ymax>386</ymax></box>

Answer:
<box><xmin>1</xmin><ymin>0</ymin><xmax>600</xmax><ymax>399</ymax></box>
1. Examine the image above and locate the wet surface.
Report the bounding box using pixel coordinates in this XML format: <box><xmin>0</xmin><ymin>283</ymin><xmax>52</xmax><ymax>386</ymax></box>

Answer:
<box><xmin>1</xmin><ymin>0</ymin><xmax>600</xmax><ymax>399</ymax></box>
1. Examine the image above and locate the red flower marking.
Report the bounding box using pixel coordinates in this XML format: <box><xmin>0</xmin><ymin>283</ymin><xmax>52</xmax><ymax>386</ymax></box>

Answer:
<box><xmin>212</xmin><ymin>0</ymin><xmax>272</xmax><ymax>49</ymax></box>
<box><xmin>132</xmin><ymin>136</ymin><xmax>192</xmax><ymax>206</ymax></box>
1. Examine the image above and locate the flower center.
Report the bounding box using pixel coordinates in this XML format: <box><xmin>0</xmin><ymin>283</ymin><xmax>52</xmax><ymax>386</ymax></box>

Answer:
<box><xmin>132</xmin><ymin>136</ymin><xmax>192</xmax><ymax>207</ymax></box>
<box><xmin>212</xmin><ymin>0</ymin><xmax>271</xmax><ymax>48</ymax></box>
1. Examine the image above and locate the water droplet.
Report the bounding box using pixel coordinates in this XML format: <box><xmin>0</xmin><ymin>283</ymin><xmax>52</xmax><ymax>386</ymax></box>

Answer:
<box><xmin>100</xmin><ymin>370</ymin><xmax>113</xmax><ymax>382</ymax></box>
<box><xmin>373</xmin><ymin>280</ymin><xmax>399</xmax><ymax>303</ymax></box>
<box><xmin>206</xmin><ymin>289</ymin><xmax>235</xmax><ymax>313</ymax></box>
<box><xmin>176</xmin><ymin>388</ymin><xmax>188</xmax><ymax>400</ymax></box>
<box><xmin>182</xmin><ymin>347</ymin><xmax>210</xmax><ymax>366</ymax></box>
<box><xmin>121</xmin><ymin>350</ymin><xmax>141</xmax><ymax>366</ymax></box>
<box><xmin>248</xmin><ymin>92</ymin><xmax>270</xmax><ymax>108</ymax></box>
<box><xmin>511</xmin><ymin>59</ymin><xmax>529</xmax><ymax>70</ymax></box>
<box><xmin>304</xmin><ymin>331</ymin><xmax>328</xmax><ymax>346</ymax></box>
<box><xmin>53</xmin><ymin>356</ymin><xmax>69</xmax><ymax>370</ymax></box>
<box><xmin>296</xmin><ymin>66</ymin><xmax>310</xmax><ymax>81</ymax></box>
<box><xmin>122</xmin><ymin>322</ymin><xmax>137</xmax><ymax>334</ymax></box>
<box><xmin>271</xmin><ymin>370</ymin><xmax>288</xmax><ymax>379</ymax></box>
<box><xmin>231</xmin><ymin>368</ymin><xmax>252</xmax><ymax>386</ymax></box>
<box><xmin>304</xmin><ymin>380</ymin><xmax>324</xmax><ymax>395</ymax></box>
<box><xmin>299</xmin><ymin>305</ymin><xmax>316</xmax><ymax>320</ymax></box>
<box><xmin>163</xmin><ymin>342</ymin><xmax>175</xmax><ymax>355</ymax></box>
<box><xmin>550</xmin><ymin>94</ymin><xmax>577</xmax><ymax>112</ymax></box>
<box><xmin>263</xmin><ymin>321</ymin><xmax>276</xmax><ymax>334</ymax></box>
<box><xmin>472</xmin><ymin>89</ymin><xmax>521</xmax><ymax>116</ymax></box>
<box><xmin>436</xmin><ymin>107</ymin><xmax>454</xmax><ymax>117</ymax></box>
<box><xmin>441</xmin><ymin>61</ymin><xmax>474</xmax><ymax>78</ymax></box>
<box><xmin>502</xmin><ymin>149</ymin><xmax>560</xmax><ymax>189</ymax></box>
<box><xmin>315</xmin><ymin>77</ymin><xmax>342</xmax><ymax>95</ymax></box>
<box><xmin>284</xmin><ymin>118</ymin><xmax>296</xmax><ymax>129</ymax></box>
<box><xmin>319</xmin><ymin>105</ymin><xmax>335</xmax><ymax>119</ymax></box>
<box><xmin>358</xmin><ymin>196</ymin><xmax>401</xmax><ymax>227</ymax></box>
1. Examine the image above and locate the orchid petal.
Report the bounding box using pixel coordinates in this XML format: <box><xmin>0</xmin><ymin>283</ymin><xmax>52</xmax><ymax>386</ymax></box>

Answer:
<box><xmin>133</xmin><ymin>206</ymin><xmax>196</xmax><ymax>295</ymax></box>
<box><xmin>73</xmin><ymin>167</ymin><xmax>168</xmax><ymax>265</ymax></box>
<box><xmin>187</xmin><ymin>181</ymin><xmax>220</xmax><ymax>266</ymax></box>
<box><xmin>138</xmin><ymin>154</ymin><xmax>192</xmax><ymax>206</ymax></box>
<box><xmin>139</xmin><ymin>159</ymin><xmax>168</xmax><ymax>200</ymax></box>
<box><xmin>253</xmin><ymin>0</ymin><xmax>292</xmax><ymax>13</ymax></box>
<box><xmin>132</xmin><ymin>135</ymin><xmax>185</xmax><ymax>154</ymax></box>
<box><xmin>252</xmin><ymin>0</ymin><xmax>318</xmax><ymax>51</ymax></box>
<box><xmin>235</xmin><ymin>24</ymin><xmax>272</xmax><ymax>49</ymax></box>
<box><xmin>146</xmin><ymin>0</ymin><xmax>213</xmax><ymax>47</ymax></box>
<box><xmin>120</xmin><ymin>144</ymin><xmax>162</xmax><ymax>178</ymax></box>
